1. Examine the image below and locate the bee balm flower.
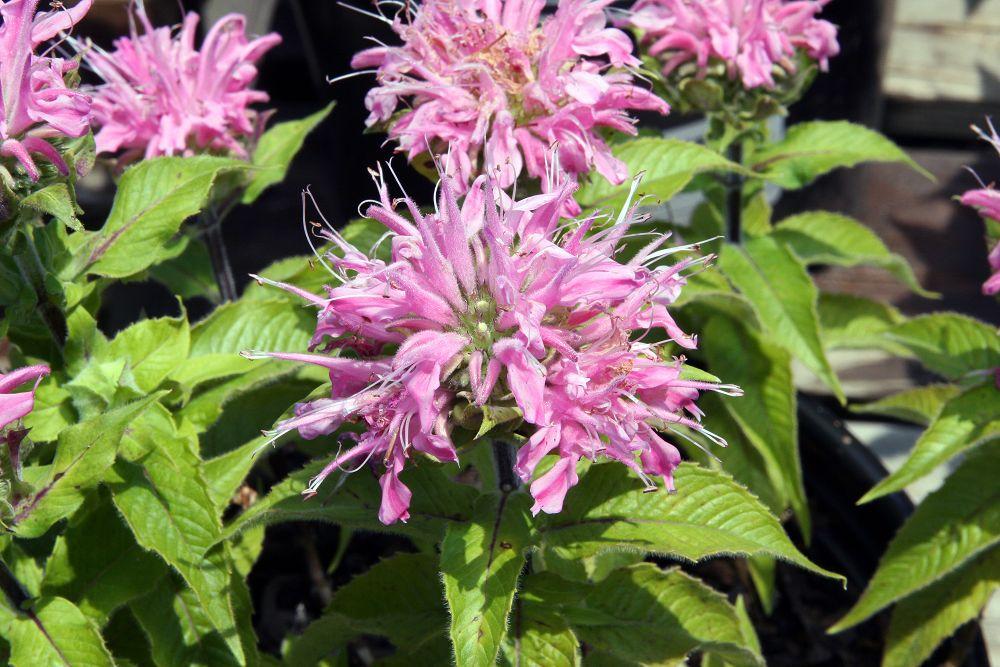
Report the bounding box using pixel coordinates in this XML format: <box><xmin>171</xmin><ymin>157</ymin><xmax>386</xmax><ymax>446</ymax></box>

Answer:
<box><xmin>627</xmin><ymin>0</ymin><xmax>839</xmax><ymax>90</ymax></box>
<box><xmin>0</xmin><ymin>0</ymin><xmax>93</xmax><ymax>181</ymax></box>
<box><xmin>83</xmin><ymin>3</ymin><xmax>281</xmax><ymax>161</ymax></box>
<box><xmin>247</xmin><ymin>169</ymin><xmax>740</xmax><ymax>524</ymax></box>
<box><xmin>0</xmin><ymin>364</ymin><xmax>49</xmax><ymax>432</ymax></box>
<box><xmin>961</xmin><ymin>119</ymin><xmax>1000</xmax><ymax>296</ymax></box>
<box><xmin>350</xmin><ymin>0</ymin><xmax>669</xmax><ymax>193</ymax></box>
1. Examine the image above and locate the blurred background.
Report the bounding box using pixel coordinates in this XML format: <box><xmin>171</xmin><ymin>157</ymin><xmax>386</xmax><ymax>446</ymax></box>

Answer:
<box><xmin>72</xmin><ymin>0</ymin><xmax>1000</xmax><ymax>657</ymax></box>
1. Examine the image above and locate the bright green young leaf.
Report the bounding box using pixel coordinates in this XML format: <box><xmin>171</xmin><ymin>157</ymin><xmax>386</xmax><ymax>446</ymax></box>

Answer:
<box><xmin>831</xmin><ymin>442</ymin><xmax>1000</xmax><ymax>631</ymax></box>
<box><xmin>883</xmin><ymin>546</ymin><xmax>1000</xmax><ymax>667</ymax></box>
<box><xmin>576</xmin><ymin>138</ymin><xmax>745</xmax><ymax>210</ymax></box>
<box><xmin>221</xmin><ymin>458</ymin><xmax>478</xmax><ymax>542</ymax></box>
<box><xmin>108</xmin><ymin>426</ymin><xmax>243</xmax><ymax>665</ymax></box>
<box><xmin>12</xmin><ymin>395</ymin><xmax>158</xmax><ymax>538</ymax></box>
<box><xmin>21</xmin><ymin>183</ymin><xmax>82</xmax><ymax>232</ymax></box>
<box><xmin>190</xmin><ymin>296</ymin><xmax>314</xmax><ymax>358</ymax></box>
<box><xmin>243</xmin><ymin>103</ymin><xmax>335</xmax><ymax>204</ymax></box>
<box><xmin>150</xmin><ymin>237</ymin><xmax>221</xmax><ymax>302</ymax></box>
<box><xmin>538</xmin><ymin>463</ymin><xmax>840</xmax><ymax>581</ymax></box>
<box><xmin>818</xmin><ymin>293</ymin><xmax>907</xmax><ymax>352</ymax></box>
<box><xmin>284</xmin><ymin>553</ymin><xmax>447</xmax><ymax>667</ymax></box>
<box><xmin>202</xmin><ymin>437</ymin><xmax>265</xmax><ymax>513</ymax></box>
<box><xmin>129</xmin><ymin>572</ymin><xmax>242</xmax><ymax>667</ymax></box>
<box><xmin>718</xmin><ymin>235</ymin><xmax>844</xmax><ymax>403</ymax></box>
<box><xmin>442</xmin><ymin>492</ymin><xmax>533</xmax><ymax>667</ymax></box>
<box><xmin>1</xmin><ymin>597</ymin><xmax>114</xmax><ymax>667</ymax></box>
<box><xmin>21</xmin><ymin>377</ymin><xmax>73</xmax><ymax>442</ymax></box>
<box><xmin>87</xmin><ymin>156</ymin><xmax>246</xmax><ymax>278</ymax></box>
<box><xmin>105</xmin><ymin>313</ymin><xmax>191</xmax><ymax>393</ymax></box>
<box><xmin>750</xmin><ymin>121</ymin><xmax>931</xmax><ymax>189</ymax></box>
<box><xmin>773</xmin><ymin>211</ymin><xmax>934</xmax><ymax>297</ymax></box>
<box><xmin>860</xmin><ymin>383</ymin><xmax>1000</xmax><ymax>503</ymax></box>
<box><xmin>885</xmin><ymin>313</ymin><xmax>1000</xmax><ymax>380</ymax></box>
<box><xmin>500</xmin><ymin>605</ymin><xmax>580</xmax><ymax>667</ymax></box>
<box><xmin>853</xmin><ymin>385</ymin><xmax>960</xmax><ymax>426</ymax></box>
<box><xmin>42</xmin><ymin>490</ymin><xmax>167</xmax><ymax>624</ymax></box>
<box><xmin>701</xmin><ymin>316</ymin><xmax>810</xmax><ymax>536</ymax></box>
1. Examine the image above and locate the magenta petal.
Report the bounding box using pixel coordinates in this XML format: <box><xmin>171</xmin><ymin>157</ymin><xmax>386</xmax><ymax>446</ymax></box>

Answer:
<box><xmin>529</xmin><ymin>456</ymin><xmax>579</xmax><ymax>516</ymax></box>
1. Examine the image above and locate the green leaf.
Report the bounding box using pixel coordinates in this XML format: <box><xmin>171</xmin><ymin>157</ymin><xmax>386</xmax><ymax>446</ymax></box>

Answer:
<box><xmin>750</xmin><ymin>121</ymin><xmax>931</xmax><ymax>189</ymax></box>
<box><xmin>528</xmin><ymin>565</ymin><xmax>763</xmax><ymax>667</ymax></box>
<box><xmin>21</xmin><ymin>378</ymin><xmax>74</xmax><ymax>442</ymax></box>
<box><xmin>202</xmin><ymin>437</ymin><xmax>265</xmax><ymax>513</ymax></box>
<box><xmin>222</xmin><ymin>458</ymin><xmax>478</xmax><ymax>542</ymax></box>
<box><xmin>538</xmin><ymin>463</ymin><xmax>840</xmax><ymax>581</ymax></box>
<box><xmin>12</xmin><ymin>396</ymin><xmax>158</xmax><ymax>538</ymax></box>
<box><xmin>853</xmin><ymin>385</ymin><xmax>960</xmax><ymax>426</ymax></box>
<box><xmin>42</xmin><ymin>490</ymin><xmax>167</xmax><ymax>624</ymax></box>
<box><xmin>883</xmin><ymin>546</ymin><xmax>1000</xmax><ymax>667</ymax></box>
<box><xmin>442</xmin><ymin>492</ymin><xmax>532</xmax><ymax>667</ymax></box>
<box><xmin>105</xmin><ymin>313</ymin><xmax>191</xmax><ymax>393</ymax></box>
<box><xmin>283</xmin><ymin>553</ymin><xmax>447</xmax><ymax>666</ymax></box>
<box><xmin>129</xmin><ymin>572</ymin><xmax>242</xmax><ymax>667</ymax></box>
<box><xmin>773</xmin><ymin>211</ymin><xmax>934</xmax><ymax>297</ymax></box>
<box><xmin>149</xmin><ymin>237</ymin><xmax>221</xmax><ymax>302</ymax></box>
<box><xmin>1</xmin><ymin>597</ymin><xmax>114</xmax><ymax>666</ymax></box>
<box><xmin>701</xmin><ymin>316</ymin><xmax>809</xmax><ymax>536</ymax></box>
<box><xmin>500</xmin><ymin>605</ymin><xmax>580</xmax><ymax>667</ymax></box>
<box><xmin>885</xmin><ymin>313</ymin><xmax>1000</xmax><ymax>380</ymax></box>
<box><xmin>476</xmin><ymin>405</ymin><xmax>524</xmax><ymax>439</ymax></box>
<box><xmin>831</xmin><ymin>442</ymin><xmax>1000</xmax><ymax>631</ymax></box>
<box><xmin>576</xmin><ymin>138</ymin><xmax>745</xmax><ymax>210</ymax></box>
<box><xmin>243</xmin><ymin>103</ymin><xmax>335</xmax><ymax>205</ymax></box>
<box><xmin>107</xmin><ymin>420</ymin><xmax>244</xmax><ymax>664</ymax></box>
<box><xmin>21</xmin><ymin>183</ymin><xmax>82</xmax><ymax>232</ymax></box>
<box><xmin>718</xmin><ymin>235</ymin><xmax>844</xmax><ymax>402</ymax></box>
<box><xmin>190</xmin><ymin>296</ymin><xmax>315</xmax><ymax>357</ymax></box>
<box><xmin>818</xmin><ymin>293</ymin><xmax>907</xmax><ymax>352</ymax></box>
<box><xmin>87</xmin><ymin>156</ymin><xmax>246</xmax><ymax>278</ymax></box>
<box><xmin>859</xmin><ymin>384</ymin><xmax>1000</xmax><ymax>503</ymax></box>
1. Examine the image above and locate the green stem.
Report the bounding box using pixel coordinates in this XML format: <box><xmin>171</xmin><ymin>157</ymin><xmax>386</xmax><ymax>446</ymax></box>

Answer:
<box><xmin>725</xmin><ymin>141</ymin><xmax>744</xmax><ymax>245</ymax></box>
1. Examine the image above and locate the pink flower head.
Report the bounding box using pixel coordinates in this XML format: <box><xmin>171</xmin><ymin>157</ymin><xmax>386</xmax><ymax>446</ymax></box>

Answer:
<box><xmin>961</xmin><ymin>118</ymin><xmax>1000</xmax><ymax>296</ymax></box>
<box><xmin>350</xmin><ymin>0</ymin><xmax>668</xmax><ymax>194</ymax></box>
<box><xmin>84</xmin><ymin>3</ymin><xmax>281</xmax><ymax>161</ymax></box>
<box><xmin>0</xmin><ymin>0</ymin><xmax>93</xmax><ymax>181</ymax></box>
<box><xmin>1</xmin><ymin>364</ymin><xmax>48</xmax><ymax>432</ymax></box>
<box><xmin>247</xmin><ymin>168</ymin><xmax>740</xmax><ymax>524</ymax></box>
<box><xmin>627</xmin><ymin>0</ymin><xmax>839</xmax><ymax>90</ymax></box>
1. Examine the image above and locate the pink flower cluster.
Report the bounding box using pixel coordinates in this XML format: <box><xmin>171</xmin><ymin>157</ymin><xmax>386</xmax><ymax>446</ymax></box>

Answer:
<box><xmin>0</xmin><ymin>0</ymin><xmax>93</xmax><ymax>181</ymax></box>
<box><xmin>248</xmin><ymin>170</ymin><xmax>739</xmax><ymax>524</ymax></box>
<box><xmin>85</xmin><ymin>4</ymin><xmax>281</xmax><ymax>161</ymax></box>
<box><xmin>627</xmin><ymin>0</ymin><xmax>839</xmax><ymax>90</ymax></box>
<box><xmin>351</xmin><ymin>0</ymin><xmax>668</xmax><ymax>194</ymax></box>
<box><xmin>961</xmin><ymin>119</ymin><xmax>1000</xmax><ymax>296</ymax></box>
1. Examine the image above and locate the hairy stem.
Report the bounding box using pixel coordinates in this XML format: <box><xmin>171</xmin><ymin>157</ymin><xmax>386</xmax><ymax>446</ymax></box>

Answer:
<box><xmin>492</xmin><ymin>440</ymin><xmax>519</xmax><ymax>493</ymax></box>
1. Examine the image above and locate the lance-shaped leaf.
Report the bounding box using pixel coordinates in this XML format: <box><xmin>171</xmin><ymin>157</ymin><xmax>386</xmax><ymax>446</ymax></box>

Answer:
<box><xmin>718</xmin><ymin>235</ymin><xmax>844</xmax><ymax>403</ymax></box>
<box><xmin>442</xmin><ymin>492</ymin><xmax>533</xmax><ymax>667</ymax></box>
<box><xmin>860</xmin><ymin>383</ymin><xmax>1000</xmax><ymax>503</ymax></box>
<box><xmin>42</xmin><ymin>491</ymin><xmax>167</xmax><ymax>625</ymax></box>
<box><xmin>87</xmin><ymin>156</ymin><xmax>246</xmax><ymax>278</ymax></box>
<box><xmin>773</xmin><ymin>211</ymin><xmax>934</xmax><ymax>297</ymax></box>
<box><xmin>523</xmin><ymin>565</ymin><xmax>763</xmax><ymax>666</ymax></box>
<box><xmin>12</xmin><ymin>395</ymin><xmax>158</xmax><ymax>538</ymax></box>
<box><xmin>701</xmin><ymin>316</ymin><xmax>810</xmax><ymax>536</ymax></box>
<box><xmin>883</xmin><ymin>546</ymin><xmax>1000</xmax><ymax>667</ymax></box>
<box><xmin>749</xmin><ymin>121</ymin><xmax>931</xmax><ymax>189</ymax></box>
<box><xmin>853</xmin><ymin>385</ymin><xmax>960</xmax><ymax>426</ymax></box>
<box><xmin>21</xmin><ymin>183</ymin><xmax>82</xmax><ymax>232</ymax></box>
<box><xmin>0</xmin><ymin>597</ymin><xmax>114</xmax><ymax>667</ymax></box>
<box><xmin>107</xmin><ymin>421</ymin><xmax>244</xmax><ymax>664</ymax></box>
<box><xmin>538</xmin><ymin>463</ymin><xmax>840</xmax><ymax>582</ymax></box>
<box><xmin>221</xmin><ymin>458</ymin><xmax>477</xmax><ymax>542</ymax></box>
<box><xmin>576</xmin><ymin>138</ymin><xmax>745</xmax><ymax>210</ymax></box>
<box><xmin>243</xmin><ymin>103</ymin><xmax>335</xmax><ymax>204</ymax></box>
<box><xmin>105</xmin><ymin>313</ymin><xmax>191</xmax><ymax>393</ymax></box>
<box><xmin>831</xmin><ymin>443</ymin><xmax>1000</xmax><ymax>631</ymax></box>
<box><xmin>818</xmin><ymin>293</ymin><xmax>907</xmax><ymax>352</ymax></box>
<box><xmin>284</xmin><ymin>553</ymin><xmax>448</xmax><ymax>666</ymax></box>
<box><xmin>129</xmin><ymin>572</ymin><xmax>243</xmax><ymax>667</ymax></box>
<box><xmin>500</xmin><ymin>604</ymin><xmax>580</xmax><ymax>667</ymax></box>
<box><xmin>885</xmin><ymin>313</ymin><xmax>1000</xmax><ymax>380</ymax></box>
